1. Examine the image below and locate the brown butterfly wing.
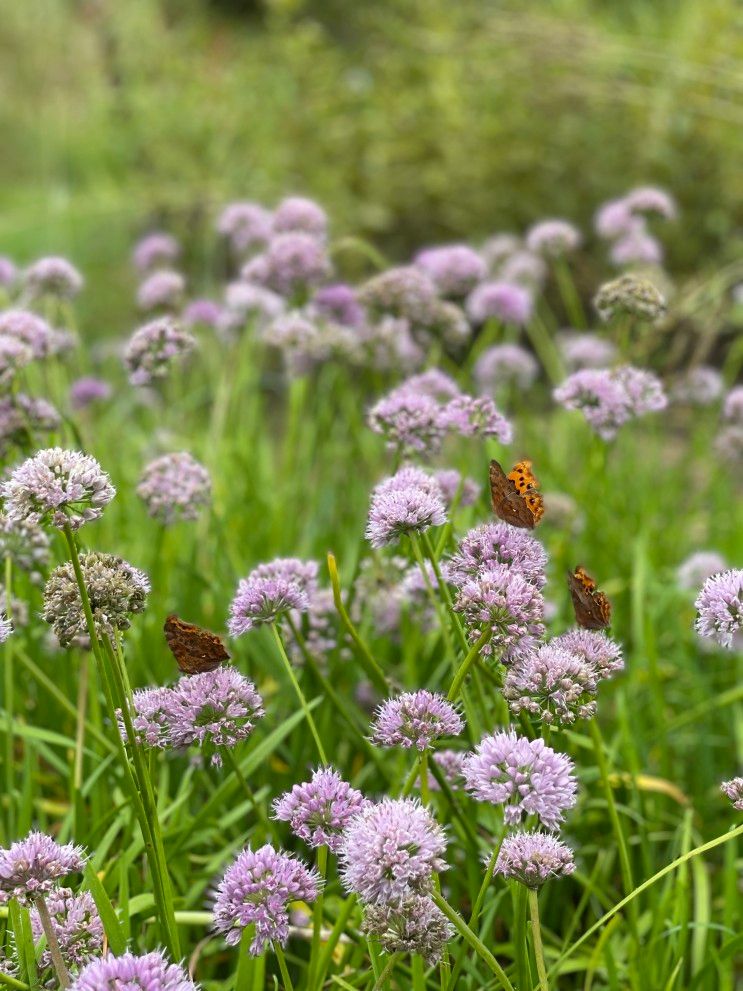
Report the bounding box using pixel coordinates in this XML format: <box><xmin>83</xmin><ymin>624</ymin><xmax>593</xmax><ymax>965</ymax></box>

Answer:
<box><xmin>567</xmin><ymin>567</ymin><xmax>612</xmax><ymax>629</ymax></box>
<box><xmin>163</xmin><ymin>614</ymin><xmax>230</xmax><ymax>675</ymax></box>
<box><xmin>489</xmin><ymin>459</ymin><xmax>542</xmax><ymax>529</ymax></box>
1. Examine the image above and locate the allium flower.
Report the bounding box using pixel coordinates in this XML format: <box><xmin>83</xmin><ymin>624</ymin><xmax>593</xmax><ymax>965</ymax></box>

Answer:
<box><xmin>554</xmin><ymin>366</ymin><xmax>666</xmax><ymax>440</ymax></box>
<box><xmin>137</xmin><ymin>270</ymin><xmax>186</xmax><ymax>312</ymax></box>
<box><xmin>525</xmin><ymin>219</ymin><xmax>581</xmax><ymax>257</ymax></box>
<box><xmin>371</xmin><ymin>690</ymin><xmax>463</xmax><ymax>751</ymax></box>
<box><xmin>452</xmin><ymin>562</ymin><xmax>545</xmax><ymax>653</ymax></box>
<box><xmin>498</xmin><ymin>251</ymin><xmax>548</xmax><ymax>288</ymax></box>
<box><xmin>676</xmin><ymin>551</ymin><xmax>727</xmax><ymax>590</ymax></box>
<box><xmin>359</xmin><ymin>267</ymin><xmax>439</xmax><ymax>326</ymax></box>
<box><xmin>594</xmin><ymin>198</ymin><xmax>636</xmax><ymax>240</ymax></box>
<box><xmin>213</xmin><ymin>844</ymin><xmax>320</xmax><ymax>954</ymax></box>
<box><xmin>610</xmin><ymin>227</ymin><xmax>663</xmax><ymax>267</ymax></box>
<box><xmin>228</xmin><ymin>560</ymin><xmax>311</xmax><ymax>635</ymax></box>
<box><xmin>414</xmin><ymin>245</ymin><xmax>486</xmax><ymax>298</ymax></box>
<box><xmin>504</xmin><ymin>644</ymin><xmax>598</xmax><ymax>725</ymax></box>
<box><xmin>69</xmin><ymin>376</ymin><xmax>112</xmax><ymax>411</ymax></box>
<box><xmin>0</xmin><ymin>335</ymin><xmax>33</xmax><ymax>387</ymax></box>
<box><xmin>594</xmin><ymin>274</ymin><xmax>666</xmax><ymax>323</ymax></box>
<box><xmin>466</xmin><ymin>281</ymin><xmax>533</xmax><ymax>326</ymax></box>
<box><xmin>0</xmin><ymin>394</ymin><xmax>61</xmax><ymax>455</ymax></box>
<box><xmin>24</xmin><ymin>257</ymin><xmax>83</xmax><ymax>299</ymax></box>
<box><xmin>183</xmin><ymin>298</ymin><xmax>223</xmax><ymax>329</ymax></box>
<box><xmin>670</xmin><ymin>366</ymin><xmax>723</xmax><ymax>407</ymax></box>
<box><xmin>551</xmin><ymin>629</ymin><xmax>624</xmax><ymax>680</ymax></box>
<box><xmin>428</xmin><ymin>749</ymin><xmax>466</xmax><ymax>791</ymax></box>
<box><xmin>339</xmin><ymin>798</ymin><xmax>447</xmax><ymax>904</ymax></box>
<box><xmin>463</xmin><ymin>730</ymin><xmax>577</xmax><ymax>829</ymax></box>
<box><xmin>124</xmin><ymin>318</ymin><xmax>196</xmax><ymax>386</ymax></box>
<box><xmin>481</xmin><ymin>233</ymin><xmax>520</xmax><ymax>269</ymax></box>
<box><xmin>494</xmin><ymin>831</ymin><xmax>576</xmax><ymax>888</ymax></box>
<box><xmin>714</xmin><ymin>425</ymin><xmax>743</xmax><ymax>462</ymax></box>
<box><xmin>0</xmin><ymin>831</ymin><xmax>85</xmax><ymax>905</ymax></box>
<box><xmin>614</xmin><ymin>365</ymin><xmax>668</xmax><ymax>416</ymax></box>
<box><xmin>30</xmin><ymin>887</ymin><xmax>104</xmax><ymax>973</ymax></box>
<box><xmin>405</xmin><ymin>369</ymin><xmax>462</xmax><ymax>401</ymax></box>
<box><xmin>557</xmin><ymin>332</ymin><xmax>617</xmax><ymax>371</ymax></box>
<box><xmin>624</xmin><ymin>185</ymin><xmax>677</xmax><ymax>219</ymax></box>
<box><xmin>362</xmin><ymin>896</ymin><xmax>453</xmax><ymax>964</ymax></box>
<box><xmin>137</xmin><ymin>451</ymin><xmax>211</xmax><ymax>524</ymax></box>
<box><xmin>132</xmin><ymin>232</ymin><xmax>180</xmax><ymax>274</ymax></box>
<box><xmin>217</xmin><ymin>201</ymin><xmax>273</xmax><ymax>255</ymax></box>
<box><xmin>0</xmin><ymin>512</ymin><xmax>50</xmax><ymax>580</ymax></box>
<box><xmin>368</xmin><ymin>386</ymin><xmax>448</xmax><ymax>457</ymax></box>
<box><xmin>428</xmin><ymin>300</ymin><xmax>471</xmax><ymax>345</ymax></box>
<box><xmin>313</xmin><ymin>283</ymin><xmax>364</xmax><ymax>327</ymax></box>
<box><xmin>247</xmin><ymin>233</ymin><xmax>331</xmax><ymax>298</ymax></box>
<box><xmin>0</xmin><ymin>309</ymin><xmax>57</xmax><ymax>358</ymax></box>
<box><xmin>69</xmin><ymin>951</ymin><xmax>198</xmax><ymax>991</ymax></box>
<box><xmin>2</xmin><ymin>447</ymin><xmax>115</xmax><ymax>529</ymax></box>
<box><xmin>366</xmin><ymin>471</ymin><xmax>447</xmax><ymax>548</ymax></box>
<box><xmin>273</xmin><ymin>767</ymin><xmax>368</xmax><ymax>852</ymax></box>
<box><xmin>720</xmin><ymin>777</ymin><xmax>743</xmax><ymax>812</ymax></box>
<box><xmin>249</xmin><ymin>557</ymin><xmax>319</xmax><ymax>595</ymax></box>
<box><xmin>694</xmin><ymin>569</ymin><xmax>743</xmax><ymax>648</ymax></box>
<box><xmin>441</xmin><ymin>394</ymin><xmax>513</xmax><ymax>444</ymax></box>
<box><xmin>0</xmin><ymin>257</ymin><xmax>17</xmax><ymax>288</ymax></box>
<box><xmin>43</xmin><ymin>551</ymin><xmax>150</xmax><ymax>646</ymax></box>
<box><xmin>474</xmin><ymin>344</ymin><xmax>539</xmax><ymax>392</ymax></box>
<box><xmin>433</xmin><ymin>469</ymin><xmax>480</xmax><ymax>508</ymax></box>
<box><xmin>273</xmin><ymin>196</ymin><xmax>328</xmax><ymax>238</ymax></box>
<box><xmin>723</xmin><ymin>386</ymin><xmax>743</xmax><ymax>425</ymax></box>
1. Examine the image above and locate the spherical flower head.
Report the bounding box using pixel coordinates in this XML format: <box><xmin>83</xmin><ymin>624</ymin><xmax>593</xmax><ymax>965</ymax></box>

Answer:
<box><xmin>0</xmin><ymin>335</ymin><xmax>33</xmax><ymax>387</ymax></box>
<box><xmin>362</xmin><ymin>895</ymin><xmax>453</xmax><ymax>964</ymax></box>
<box><xmin>441</xmin><ymin>394</ymin><xmax>513</xmax><ymax>444</ymax></box>
<box><xmin>136</xmin><ymin>269</ymin><xmax>186</xmax><ymax>312</ymax></box>
<box><xmin>183</xmin><ymin>298</ymin><xmax>223</xmax><ymax>329</ymax></box>
<box><xmin>366</xmin><ymin>472</ymin><xmax>447</xmax><ymax>549</ymax></box>
<box><xmin>525</xmin><ymin>219</ymin><xmax>582</xmax><ymax>257</ymax></box>
<box><xmin>0</xmin><ymin>309</ymin><xmax>57</xmax><ymax>359</ymax></box>
<box><xmin>339</xmin><ymin>798</ymin><xmax>447</xmax><ymax>904</ymax></box>
<box><xmin>0</xmin><ymin>512</ymin><xmax>50</xmax><ymax>581</ymax></box>
<box><xmin>720</xmin><ymin>777</ymin><xmax>743</xmax><ymax>812</ymax></box>
<box><xmin>250</xmin><ymin>557</ymin><xmax>319</xmax><ymax>596</ymax></box>
<box><xmin>217</xmin><ymin>201</ymin><xmax>274</xmax><ymax>255</ymax></box>
<box><xmin>228</xmin><ymin>572</ymin><xmax>309</xmax><ymax>636</ymax></box>
<box><xmin>368</xmin><ymin>386</ymin><xmax>449</xmax><ymax>458</ymax></box>
<box><xmin>24</xmin><ymin>257</ymin><xmax>83</xmax><ymax>300</ymax></box>
<box><xmin>2</xmin><ymin>447</ymin><xmax>115</xmax><ymax>530</ymax></box>
<box><xmin>557</xmin><ymin>332</ymin><xmax>617</xmax><ymax>371</ymax></box>
<box><xmin>453</xmin><ymin>562</ymin><xmax>545</xmax><ymax>653</ymax></box>
<box><xmin>124</xmin><ymin>318</ymin><xmax>196</xmax><ymax>386</ymax></box>
<box><xmin>273</xmin><ymin>767</ymin><xmax>368</xmax><ymax>852</ymax></box>
<box><xmin>0</xmin><ymin>394</ymin><xmax>61</xmax><ymax>456</ymax></box>
<box><xmin>551</xmin><ymin>628</ymin><xmax>624</xmax><ymax>680</ymax></box>
<box><xmin>69</xmin><ymin>376</ymin><xmax>112</xmax><ymax>411</ymax></box>
<box><xmin>676</xmin><ymin>551</ymin><xmax>727</xmax><ymax>591</ymax></box>
<box><xmin>137</xmin><ymin>451</ymin><xmax>211</xmax><ymax>525</ymax></box>
<box><xmin>0</xmin><ymin>256</ymin><xmax>17</xmax><ymax>288</ymax></box>
<box><xmin>481</xmin><ymin>233</ymin><xmax>520</xmax><ymax>269</ymax></box>
<box><xmin>69</xmin><ymin>951</ymin><xmax>198</xmax><ymax>991</ymax></box>
<box><xmin>371</xmin><ymin>690</ymin><xmax>464</xmax><ymax>751</ymax></box>
<box><xmin>428</xmin><ymin>749</ymin><xmax>466</xmax><ymax>791</ymax></box>
<box><xmin>554</xmin><ymin>366</ymin><xmax>665</xmax><ymax>440</ymax></box>
<box><xmin>43</xmin><ymin>551</ymin><xmax>150</xmax><ymax>647</ymax></box>
<box><xmin>414</xmin><ymin>245</ymin><xmax>486</xmax><ymax>298</ymax></box>
<box><xmin>427</xmin><ymin>299</ymin><xmax>471</xmax><ymax>346</ymax></box>
<box><xmin>288</xmin><ymin>587</ymin><xmax>339</xmax><ymax>663</ymax></box>
<box><xmin>594</xmin><ymin>274</ymin><xmax>666</xmax><ymax>323</ymax></box>
<box><xmin>273</xmin><ymin>196</ymin><xmax>328</xmax><ymax>239</ymax></box>
<box><xmin>359</xmin><ymin>267</ymin><xmax>439</xmax><ymax>327</ymax></box>
<box><xmin>213</xmin><ymin>843</ymin><xmax>320</xmax><ymax>954</ymax></box>
<box><xmin>256</xmin><ymin>233</ymin><xmax>332</xmax><ymax>298</ymax></box>
<box><xmin>694</xmin><ymin>569</ymin><xmax>743</xmax><ymax>649</ymax></box>
<box><xmin>0</xmin><ymin>831</ymin><xmax>85</xmax><ymax>905</ymax></box>
<box><xmin>723</xmin><ymin>386</ymin><xmax>743</xmax><ymax>425</ymax></box>
<box><xmin>594</xmin><ymin>198</ymin><xmax>636</xmax><ymax>240</ymax></box>
<box><xmin>670</xmin><ymin>366</ymin><xmax>723</xmax><ymax>407</ymax></box>
<box><xmin>613</xmin><ymin>365</ymin><xmax>667</xmax><ymax>416</ymax></box>
<box><xmin>312</xmin><ymin>283</ymin><xmax>363</xmax><ymax>327</ymax></box>
<box><xmin>433</xmin><ymin>469</ymin><xmax>480</xmax><ymax>508</ymax></box>
<box><xmin>466</xmin><ymin>281</ymin><xmax>533</xmax><ymax>326</ymax></box>
<box><xmin>30</xmin><ymin>887</ymin><xmax>103</xmax><ymax>973</ymax></box>
<box><xmin>494</xmin><ymin>830</ymin><xmax>576</xmax><ymax>888</ymax></box>
<box><xmin>624</xmin><ymin>185</ymin><xmax>677</xmax><ymax>220</ymax></box>
<box><xmin>132</xmin><ymin>232</ymin><xmax>180</xmax><ymax>274</ymax></box>
<box><xmin>498</xmin><ymin>251</ymin><xmax>548</xmax><ymax>288</ymax></box>
<box><xmin>610</xmin><ymin>226</ymin><xmax>663</xmax><ymax>267</ymax></box>
<box><xmin>504</xmin><ymin>644</ymin><xmax>598</xmax><ymax>725</ymax></box>
<box><xmin>714</xmin><ymin>424</ymin><xmax>743</xmax><ymax>462</ymax></box>
<box><xmin>405</xmin><ymin>369</ymin><xmax>462</xmax><ymax>401</ymax></box>
<box><xmin>474</xmin><ymin>344</ymin><xmax>539</xmax><ymax>392</ymax></box>
<box><xmin>464</xmin><ymin>730</ymin><xmax>577</xmax><ymax>829</ymax></box>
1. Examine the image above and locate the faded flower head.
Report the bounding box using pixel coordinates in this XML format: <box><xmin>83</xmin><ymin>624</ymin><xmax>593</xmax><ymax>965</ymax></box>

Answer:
<box><xmin>694</xmin><ymin>569</ymin><xmax>743</xmax><ymax>649</ymax></box>
<box><xmin>359</xmin><ymin>266</ymin><xmax>439</xmax><ymax>327</ymax></box>
<box><xmin>551</xmin><ymin>628</ymin><xmax>624</xmax><ymax>680</ymax></box>
<box><xmin>43</xmin><ymin>551</ymin><xmax>150</xmax><ymax>647</ymax></box>
<box><xmin>0</xmin><ymin>257</ymin><xmax>17</xmax><ymax>288</ymax></box>
<box><xmin>610</xmin><ymin>227</ymin><xmax>663</xmax><ymax>267</ymax></box>
<box><xmin>217</xmin><ymin>201</ymin><xmax>273</xmax><ymax>255</ymax></box>
<box><xmin>0</xmin><ymin>831</ymin><xmax>85</xmax><ymax>906</ymax></box>
<box><xmin>441</xmin><ymin>394</ymin><xmax>513</xmax><ymax>444</ymax></box>
<box><xmin>137</xmin><ymin>270</ymin><xmax>186</xmax><ymax>312</ymax></box>
<box><xmin>0</xmin><ymin>394</ymin><xmax>61</xmax><ymax>456</ymax></box>
<box><xmin>0</xmin><ymin>512</ymin><xmax>50</xmax><ymax>580</ymax></box>
<box><xmin>453</xmin><ymin>562</ymin><xmax>545</xmax><ymax>655</ymax></box>
<box><xmin>225</xmin><ymin>281</ymin><xmax>285</xmax><ymax>325</ymax></box>
<box><xmin>273</xmin><ymin>196</ymin><xmax>328</xmax><ymax>239</ymax></box>
<box><xmin>137</xmin><ymin>451</ymin><xmax>211</xmax><ymax>524</ymax></box>
<box><xmin>525</xmin><ymin>219</ymin><xmax>581</xmax><ymax>257</ymax></box>
<box><xmin>124</xmin><ymin>318</ymin><xmax>196</xmax><ymax>386</ymax></box>
<box><xmin>183</xmin><ymin>298</ymin><xmax>223</xmax><ymax>329</ymax></box>
<box><xmin>428</xmin><ymin>749</ymin><xmax>466</xmax><ymax>791</ymax></box>
<box><xmin>0</xmin><ymin>309</ymin><xmax>57</xmax><ymax>359</ymax></box>
<box><xmin>339</xmin><ymin>798</ymin><xmax>447</xmax><ymax>905</ymax></box>
<box><xmin>723</xmin><ymin>386</ymin><xmax>743</xmax><ymax>425</ymax></box>
<box><xmin>463</xmin><ymin>730</ymin><xmax>577</xmax><ymax>830</ymax></box>
<box><xmin>504</xmin><ymin>644</ymin><xmax>598</xmax><ymax>725</ymax></box>
<box><xmin>247</xmin><ymin>233</ymin><xmax>331</xmax><ymax>298</ymax></box>
<box><xmin>312</xmin><ymin>283</ymin><xmax>364</xmax><ymax>327</ymax></box>
<box><xmin>69</xmin><ymin>376</ymin><xmax>112</xmax><ymax>411</ymax></box>
<box><xmin>414</xmin><ymin>244</ymin><xmax>486</xmax><ymax>298</ymax></box>
<box><xmin>213</xmin><ymin>843</ymin><xmax>320</xmax><ymax>954</ymax></box>
<box><xmin>362</xmin><ymin>896</ymin><xmax>453</xmax><ymax>964</ymax></box>
<box><xmin>24</xmin><ymin>257</ymin><xmax>83</xmax><ymax>299</ymax></box>
<box><xmin>676</xmin><ymin>551</ymin><xmax>727</xmax><ymax>591</ymax></box>
<box><xmin>498</xmin><ymin>250</ymin><xmax>548</xmax><ymax>288</ymax></box>
<box><xmin>449</xmin><ymin>522</ymin><xmax>548</xmax><ymax>590</ymax></box>
<box><xmin>366</xmin><ymin>470</ymin><xmax>447</xmax><ymax>548</ymax></box>
<box><xmin>554</xmin><ymin>365</ymin><xmax>667</xmax><ymax>440</ymax></box>
<box><xmin>433</xmin><ymin>469</ymin><xmax>480</xmax><ymax>508</ymax></box>
<box><xmin>720</xmin><ymin>777</ymin><xmax>743</xmax><ymax>812</ymax></box>
<box><xmin>0</xmin><ymin>334</ymin><xmax>33</xmax><ymax>387</ymax></box>
<box><xmin>132</xmin><ymin>232</ymin><xmax>180</xmax><ymax>274</ymax></box>
<box><xmin>557</xmin><ymin>332</ymin><xmax>617</xmax><ymax>371</ymax></box>
<box><xmin>671</xmin><ymin>366</ymin><xmax>724</xmax><ymax>407</ymax></box>
<box><xmin>368</xmin><ymin>385</ymin><xmax>448</xmax><ymax>457</ymax></box>
<box><xmin>273</xmin><ymin>767</ymin><xmax>368</xmax><ymax>852</ymax></box>
<box><xmin>69</xmin><ymin>951</ymin><xmax>198</xmax><ymax>991</ymax></box>
<box><xmin>371</xmin><ymin>690</ymin><xmax>463</xmax><ymax>751</ymax></box>
<box><xmin>474</xmin><ymin>344</ymin><xmax>539</xmax><ymax>392</ymax></box>
<box><xmin>494</xmin><ymin>831</ymin><xmax>576</xmax><ymax>888</ymax></box>
<box><xmin>594</xmin><ymin>274</ymin><xmax>666</xmax><ymax>323</ymax></box>
<box><xmin>466</xmin><ymin>280</ymin><xmax>533</xmax><ymax>326</ymax></box>
<box><xmin>0</xmin><ymin>616</ymin><xmax>12</xmax><ymax>644</ymax></box>
<box><xmin>30</xmin><ymin>887</ymin><xmax>104</xmax><ymax>974</ymax></box>
<box><xmin>2</xmin><ymin>447</ymin><xmax>115</xmax><ymax>530</ymax></box>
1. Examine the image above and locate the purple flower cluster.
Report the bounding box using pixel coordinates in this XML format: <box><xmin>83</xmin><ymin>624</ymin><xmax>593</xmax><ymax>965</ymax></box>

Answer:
<box><xmin>671</xmin><ymin>366</ymin><xmax>724</xmax><ymax>407</ymax></box>
<box><xmin>359</xmin><ymin>266</ymin><xmax>439</xmax><ymax>326</ymax></box>
<box><xmin>0</xmin><ymin>831</ymin><xmax>85</xmax><ymax>906</ymax></box>
<box><xmin>720</xmin><ymin>777</ymin><xmax>743</xmax><ymax>811</ymax></box>
<box><xmin>504</xmin><ymin>643</ymin><xmax>598</xmax><ymax>725</ymax></box>
<box><xmin>525</xmin><ymin>219</ymin><xmax>581</xmax><ymax>257</ymax></box>
<box><xmin>183</xmin><ymin>298</ymin><xmax>223</xmax><ymax>329</ymax></box>
<box><xmin>0</xmin><ymin>334</ymin><xmax>33</xmax><ymax>387</ymax></box>
<box><xmin>557</xmin><ymin>332</ymin><xmax>617</xmax><ymax>371</ymax></box>
<box><xmin>0</xmin><ymin>394</ymin><xmax>61</xmax><ymax>455</ymax></box>
<box><xmin>133</xmin><ymin>232</ymin><xmax>180</xmax><ymax>273</ymax></box>
<box><xmin>551</xmin><ymin>628</ymin><xmax>624</xmax><ymax>680</ymax></box>
<box><xmin>449</xmin><ymin>522</ymin><xmax>548</xmax><ymax>590</ymax></box>
<box><xmin>137</xmin><ymin>452</ymin><xmax>212</xmax><ymax>524</ymax></box>
<box><xmin>694</xmin><ymin>569</ymin><xmax>743</xmax><ymax>649</ymax></box>
<box><xmin>23</xmin><ymin>256</ymin><xmax>83</xmax><ymax>299</ymax></box>
<box><xmin>69</xmin><ymin>376</ymin><xmax>112</xmax><ymax>410</ymax></box>
<box><xmin>0</xmin><ymin>256</ymin><xmax>17</xmax><ymax>288</ymax></box>
<box><xmin>69</xmin><ymin>951</ymin><xmax>197</xmax><ymax>991</ymax></box>
<box><xmin>452</xmin><ymin>562</ymin><xmax>545</xmax><ymax>656</ymax></box>
<box><xmin>723</xmin><ymin>386</ymin><xmax>743</xmax><ymax>425</ymax></box>
<box><xmin>466</xmin><ymin>280</ymin><xmax>533</xmax><ymax>325</ymax></box>
<box><xmin>0</xmin><ymin>511</ymin><xmax>51</xmax><ymax>580</ymax></box>
<box><xmin>428</xmin><ymin>749</ymin><xmax>466</xmax><ymax>791</ymax></box>
<box><xmin>124</xmin><ymin>318</ymin><xmax>196</xmax><ymax>386</ymax></box>
<box><xmin>312</xmin><ymin>283</ymin><xmax>364</xmax><ymax>327</ymax></box>
<box><xmin>595</xmin><ymin>186</ymin><xmax>675</xmax><ymax>267</ymax></box>
<box><xmin>339</xmin><ymin>798</ymin><xmax>447</xmax><ymax>904</ymax></box>
<box><xmin>474</xmin><ymin>343</ymin><xmax>539</xmax><ymax>392</ymax></box>
<box><xmin>441</xmin><ymin>394</ymin><xmax>513</xmax><ymax>443</ymax></box>
<box><xmin>371</xmin><ymin>690</ymin><xmax>463</xmax><ymax>751</ymax></box>
<box><xmin>30</xmin><ymin>887</ymin><xmax>104</xmax><ymax>974</ymax></box>
<box><xmin>228</xmin><ymin>558</ymin><xmax>316</xmax><ymax>635</ymax></box>
<box><xmin>273</xmin><ymin>767</ymin><xmax>368</xmax><ymax>851</ymax></box>
<box><xmin>273</xmin><ymin>196</ymin><xmax>328</xmax><ymax>238</ymax></box>
<box><xmin>464</xmin><ymin>730</ymin><xmax>577</xmax><ymax>829</ymax></box>
<box><xmin>414</xmin><ymin>244</ymin><xmax>486</xmax><ymax>298</ymax></box>
<box><xmin>433</xmin><ymin>469</ymin><xmax>480</xmax><ymax>508</ymax></box>
<box><xmin>676</xmin><ymin>551</ymin><xmax>727</xmax><ymax>591</ymax></box>
<box><xmin>137</xmin><ymin>269</ymin><xmax>186</xmax><ymax>311</ymax></box>
<box><xmin>494</xmin><ymin>830</ymin><xmax>576</xmax><ymax>888</ymax></box>
<box><xmin>366</xmin><ymin>468</ymin><xmax>447</xmax><ymax>548</ymax></box>
<box><xmin>554</xmin><ymin>365</ymin><xmax>667</xmax><ymax>440</ymax></box>
<box><xmin>0</xmin><ymin>309</ymin><xmax>58</xmax><ymax>358</ymax></box>
<box><xmin>243</xmin><ymin>232</ymin><xmax>331</xmax><ymax>298</ymax></box>
<box><xmin>213</xmin><ymin>843</ymin><xmax>320</xmax><ymax>954</ymax></box>
<box><xmin>217</xmin><ymin>201</ymin><xmax>273</xmax><ymax>255</ymax></box>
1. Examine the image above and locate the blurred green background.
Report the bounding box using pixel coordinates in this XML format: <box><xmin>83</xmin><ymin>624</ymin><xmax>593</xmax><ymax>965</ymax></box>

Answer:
<box><xmin>1</xmin><ymin>0</ymin><xmax>741</xmax><ymax>330</ymax></box>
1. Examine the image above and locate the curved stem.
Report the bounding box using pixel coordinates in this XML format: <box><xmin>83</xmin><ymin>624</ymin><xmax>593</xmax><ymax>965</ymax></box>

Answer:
<box><xmin>270</xmin><ymin>623</ymin><xmax>327</xmax><ymax>765</ymax></box>
<box><xmin>35</xmin><ymin>897</ymin><xmax>70</xmax><ymax>989</ymax></box>
<box><xmin>527</xmin><ymin>888</ymin><xmax>549</xmax><ymax>991</ymax></box>
<box><xmin>327</xmin><ymin>553</ymin><xmax>389</xmax><ymax>695</ymax></box>
<box><xmin>372</xmin><ymin>954</ymin><xmax>399</xmax><ymax>991</ymax></box>
<box><xmin>431</xmin><ymin>890</ymin><xmax>515</xmax><ymax>991</ymax></box>
<box><xmin>447</xmin><ymin>629</ymin><xmax>492</xmax><ymax>701</ymax></box>
<box><xmin>274</xmin><ymin>943</ymin><xmax>295</xmax><ymax>991</ymax></box>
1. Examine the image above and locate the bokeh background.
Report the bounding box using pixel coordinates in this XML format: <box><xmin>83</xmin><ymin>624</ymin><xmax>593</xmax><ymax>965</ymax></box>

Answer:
<box><xmin>1</xmin><ymin>0</ymin><xmax>741</xmax><ymax>331</ymax></box>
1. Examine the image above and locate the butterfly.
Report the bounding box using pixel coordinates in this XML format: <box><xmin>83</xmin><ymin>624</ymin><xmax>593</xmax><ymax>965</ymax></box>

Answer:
<box><xmin>163</xmin><ymin>614</ymin><xmax>230</xmax><ymax>675</ymax></box>
<box><xmin>567</xmin><ymin>566</ymin><xmax>612</xmax><ymax>630</ymax></box>
<box><xmin>489</xmin><ymin>458</ymin><xmax>544</xmax><ymax>529</ymax></box>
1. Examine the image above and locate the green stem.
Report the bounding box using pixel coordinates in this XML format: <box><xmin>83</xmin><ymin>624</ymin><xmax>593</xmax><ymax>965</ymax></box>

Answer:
<box><xmin>327</xmin><ymin>553</ymin><xmax>389</xmax><ymax>695</ymax></box>
<box><xmin>270</xmin><ymin>623</ymin><xmax>327</xmax><ymax>765</ymax></box>
<box><xmin>372</xmin><ymin>954</ymin><xmax>400</xmax><ymax>991</ymax></box>
<box><xmin>308</xmin><ymin>845</ymin><xmax>328</xmax><ymax>991</ymax></box>
<box><xmin>222</xmin><ymin>747</ymin><xmax>280</xmax><ymax>844</ymax></box>
<box><xmin>35</xmin><ymin>897</ymin><xmax>70</xmax><ymax>989</ymax></box>
<box><xmin>409</xmin><ymin>533</ymin><xmax>456</xmax><ymax>659</ymax></box>
<box><xmin>527</xmin><ymin>888</ymin><xmax>549</xmax><ymax>991</ymax></box>
<box><xmin>523</xmin><ymin>314</ymin><xmax>565</xmax><ymax>386</ymax></box>
<box><xmin>445</xmin><ymin>846</ymin><xmax>500</xmax><ymax>991</ymax></box>
<box><xmin>274</xmin><ymin>943</ymin><xmax>295</xmax><ymax>991</ymax></box>
<box><xmin>0</xmin><ymin>972</ymin><xmax>29</xmax><ymax>990</ymax></box>
<box><xmin>447</xmin><ymin>629</ymin><xmax>493</xmax><ymax>701</ymax></box>
<box><xmin>4</xmin><ymin>555</ymin><xmax>15</xmax><ymax>837</ymax></box>
<box><xmin>421</xmin><ymin>531</ymin><xmax>469</xmax><ymax>654</ymax></box>
<box><xmin>315</xmin><ymin>893</ymin><xmax>356</xmax><ymax>986</ymax></box>
<box><xmin>431</xmin><ymin>891</ymin><xmax>515</xmax><ymax>991</ymax></box>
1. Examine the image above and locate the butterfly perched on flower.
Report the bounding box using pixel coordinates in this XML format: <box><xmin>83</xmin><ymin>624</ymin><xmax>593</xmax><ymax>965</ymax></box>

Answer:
<box><xmin>489</xmin><ymin>459</ymin><xmax>544</xmax><ymax>529</ymax></box>
<box><xmin>567</xmin><ymin>566</ymin><xmax>612</xmax><ymax>630</ymax></box>
<box><xmin>164</xmin><ymin>614</ymin><xmax>230</xmax><ymax>675</ymax></box>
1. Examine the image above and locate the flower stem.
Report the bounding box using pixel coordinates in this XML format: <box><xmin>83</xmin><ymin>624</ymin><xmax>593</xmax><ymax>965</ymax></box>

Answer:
<box><xmin>308</xmin><ymin>844</ymin><xmax>328</xmax><ymax>991</ymax></box>
<box><xmin>274</xmin><ymin>943</ymin><xmax>295</xmax><ymax>991</ymax></box>
<box><xmin>447</xmin><ymin>629</ymin><xmax>492</xmax><ymax>701</ymax></box>
<box><xmin>409</xmin><ymin>533</ymin><xmax>457</xmax><ymax>659</ymax></box>
<box><xmin>372</xmin><ymin>953</ymin><xmax>400</xmax><ymax>991</ymax></box>
<box><xmin>527</xmin><ymin>888</ymin><xmax>549</xmax><ymax>991</ymax></box>
<box><xmin>431</xmin><ymin>890</ymin><xmax>515</xmax><ymax>991</ymax></box>
<box><xmin>327</xmin><ymin>552</ymin><xmax>389</xmax><ymax>695</ymax></box>
<box><xmin>4</xmin><ymin>555</ymin><xmax>15</xmax><ymax>837</ymax></box>
<box><xmin>222</xmin><ymin>747</ymin><xmax>280</xmax><ymax>844</ymax></box>
<box><xmin>421</xmin><ymin>531</ymin><xmax>470</xmax><ymax>655</ymax></box>
<box><xmin>445</xmin><ymin>845</ymin><xmax>500</xmax><ymax>991</ymax></box>
<box><xmin>270</xmin><ymin>623</ymin><xmax>328</xmax><ymax>765</ymax></box>
<box><xmin>35</xmin><ymin>897</ymin><xmax>70</xmax><ymax>989</ymax></box>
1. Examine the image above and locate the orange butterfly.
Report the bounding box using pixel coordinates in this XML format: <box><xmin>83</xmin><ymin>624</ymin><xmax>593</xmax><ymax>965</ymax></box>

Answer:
<box><xmin>163</xmin><ymin>614</ymin><xmax>230</xmax><ymax>675</ymax></box>
<box><xmin>567</xmin><ymin>566</ymin><xmax>612</xmax><ymax>630</ymax></box>
<box><xmin>489</xmin><ymin>459</ymin><xmax>544</xmax><ymax>529</ymax></box>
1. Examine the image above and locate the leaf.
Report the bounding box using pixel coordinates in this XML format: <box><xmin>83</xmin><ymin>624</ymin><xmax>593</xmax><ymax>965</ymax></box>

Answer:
<box><xmin>83</xmin><ymin>861</ymin><xmax>128</xmax><ymax>955</ymax></box>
